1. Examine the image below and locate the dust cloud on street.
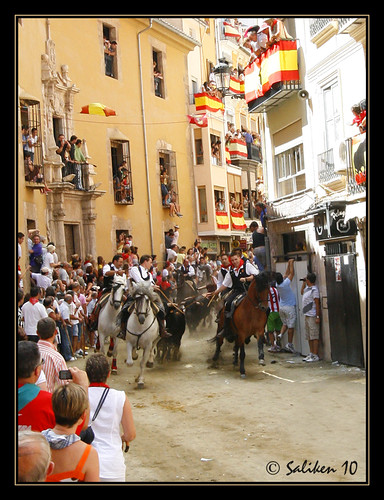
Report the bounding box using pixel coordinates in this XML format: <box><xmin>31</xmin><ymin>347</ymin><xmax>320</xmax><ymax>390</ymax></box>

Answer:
<box><xmin>73</xmin><ymin>325</ymin><xmax>366</xmax><ymax>484</ymax></box>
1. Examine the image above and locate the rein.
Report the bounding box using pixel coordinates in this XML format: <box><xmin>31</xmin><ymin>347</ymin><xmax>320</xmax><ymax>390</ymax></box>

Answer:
<box><xmin>244</xmin><ymin>292</ymin><xmax>269</xmax><ymax>312</ymax></box>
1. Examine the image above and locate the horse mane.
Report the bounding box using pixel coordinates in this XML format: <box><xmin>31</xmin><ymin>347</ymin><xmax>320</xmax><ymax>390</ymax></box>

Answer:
<box><xmin>131</xmin><ymin>283</ymin><xmax>158</xmax><ymax>303</ymax></box>
<box><xmin>250</xmin><ymin>271</ymin><xmax>269</xmax><ymax>293</ymax></box>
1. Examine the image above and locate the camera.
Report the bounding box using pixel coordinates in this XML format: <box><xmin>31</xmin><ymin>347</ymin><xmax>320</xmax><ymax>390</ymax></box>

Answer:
<box><xmin>299</xmin><ymin>278</ymin><xmax>306</xmax><ymax>282</ymax></box>
<box><xmin>59</xmin><ymin>370</ymin><xmax>73</xmax><ymax>380</ymax></box>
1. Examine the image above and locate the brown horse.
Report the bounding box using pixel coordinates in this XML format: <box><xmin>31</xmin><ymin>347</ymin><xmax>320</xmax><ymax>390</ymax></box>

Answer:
<box><xmin>212</xmin><ymin>272</ymin><xmax>269</xmax><ymax>378</ymax></box>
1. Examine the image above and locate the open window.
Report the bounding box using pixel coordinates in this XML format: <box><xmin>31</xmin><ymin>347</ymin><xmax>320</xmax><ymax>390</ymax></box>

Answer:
<box><xmin>103</xmin><ymin>24</ymin><xmax>118</xmax><ymax>79</ymax></box>
<box><xmin>111</xmin><ymin>140</ymin><xmax>133</xmax><ymax>204</ymax></box>
<box><xmin>159</xmin><ymin>149</ymin><xmax>178</xmax><ymax>204</ymax></box>
<box><xmin>21</xmin><ymin>99</ymin><xmax>44</xmax><ymax>186</ymax></box>
<box><xmin>153</xmin><ymin>50</ymin><xmax>164</xmax><ymax>98</ymax></box>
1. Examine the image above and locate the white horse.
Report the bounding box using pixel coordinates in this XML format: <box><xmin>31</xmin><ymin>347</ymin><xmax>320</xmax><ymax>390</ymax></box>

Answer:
<box><xmin>125</xmin><ymin>283</ymin><xmax>160</xmax><ymax>389</ymax></box>
<box><xmin>97</xmin><ymin>274</ymin><xmax>126</xmax><ymax>373</ymax></box>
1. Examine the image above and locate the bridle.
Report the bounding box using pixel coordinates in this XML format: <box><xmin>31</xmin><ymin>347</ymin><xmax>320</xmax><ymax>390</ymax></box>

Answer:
<box><xmin>126</xmin><ymin>293</ymin><xmax>157</xmax><ymax>343</ymax></box>
<box><xmin>109</xmin><ymin>280</ymin><xmax>125</xmax><ymax>308</ymax></box>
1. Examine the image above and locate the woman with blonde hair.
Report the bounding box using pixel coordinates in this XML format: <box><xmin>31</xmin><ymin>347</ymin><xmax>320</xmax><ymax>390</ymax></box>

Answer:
<box><xmin>42</xmin><ymin>381</ymin><xmax>100</xmax><ymax>482</ymax></box>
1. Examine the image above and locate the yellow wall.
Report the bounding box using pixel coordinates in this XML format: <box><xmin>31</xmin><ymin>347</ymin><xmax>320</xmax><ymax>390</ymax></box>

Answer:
<box><xmin>18</xmin><ymin>17</ymin><xmax>198</xmax><ymax>267</ymax></box>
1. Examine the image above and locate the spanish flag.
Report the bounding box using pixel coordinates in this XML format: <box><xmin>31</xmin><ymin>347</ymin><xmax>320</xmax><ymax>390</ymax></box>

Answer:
<box><xmin>216</xmin><ymin>211</ymin><xmax>230</xmax><ymax>229</ymax></box>
<box><xmin>228</xmin><ymin>138</ymin><xmax>248</xmax><ymax>158</ymax></box>
<box><xmin>230</xmin><ymin>211</ymin><xmax>247</xmax><ymax>230</ymax></box>
<box><xmin>229</xmin><ymin>76</ymin><xmax>245</xmax><ymax>95</ymax></box>
<box><xmin>244</xmin><ymin>40</ymin><xmax>299</xmax><ymax>103</ymax></box>
<box><xmin>259</xmin><ymin>40</ymin><xmax>299</xmax><ymax>94</ymax></box>
<box><xmin>225</xmin><ymin>147</ymin><xmax>231</xmax><ymax>165</ymax></box>
<box><xmin>223</xmin><ymin>21</ymin><xmax>241</xmax><ymax>41</ymax></box>
<box><xmin>194</xmin><ymin>92</ymin><xmax>224</xmax><ymax>113</ymax></box>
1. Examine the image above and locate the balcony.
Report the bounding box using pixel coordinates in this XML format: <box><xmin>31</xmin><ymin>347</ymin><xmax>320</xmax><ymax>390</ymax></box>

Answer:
<box><xmin>317</xmin><ymin>134</ymin><xmax>366</xmax><ymax>196</ymax></box>
<box><xmin>309</xmin><ymin>17</ymin><xmax>365</xmax><ymax>47</ymax></box>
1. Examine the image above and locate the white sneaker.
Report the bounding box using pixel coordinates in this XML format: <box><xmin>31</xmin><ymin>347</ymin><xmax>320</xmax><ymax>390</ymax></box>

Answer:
<box><xmin>306</xmin><ymin>354</ymin><xmax>319</xmax><ymax>362</ymax></box>
<box><xmin>285</xmin><ymin>343</ymin><xmax>295</xmax><ymax>353</ymax></box>
<box><xmin>303</xmin><ymin>353</ymin><xmax>314</xmax><ymax>362</ymax></box>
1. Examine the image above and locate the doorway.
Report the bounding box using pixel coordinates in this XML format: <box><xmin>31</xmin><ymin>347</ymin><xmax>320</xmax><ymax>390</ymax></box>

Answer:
<box><xmin>324</xmin><ymin>252</ymin><xmax>364</xmax><ymax>367</ymax></box>
<box><xmin>64</xmin><ymin>224</ymin><xmax>81</xmax><ymax>261</ymax></box>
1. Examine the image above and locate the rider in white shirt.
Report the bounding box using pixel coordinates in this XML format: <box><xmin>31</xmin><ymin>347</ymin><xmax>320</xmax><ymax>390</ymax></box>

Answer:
<box><xmin>117</xmin><ymin>255</ymin><xmax>171</xmax><ymax>340</ymax></box>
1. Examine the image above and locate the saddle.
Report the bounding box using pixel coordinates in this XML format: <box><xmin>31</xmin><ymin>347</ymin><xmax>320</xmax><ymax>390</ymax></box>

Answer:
<box><xmin>225</xmin><ymin>292</ymin><xmax>246</xmax><ymax>319</ymax></box>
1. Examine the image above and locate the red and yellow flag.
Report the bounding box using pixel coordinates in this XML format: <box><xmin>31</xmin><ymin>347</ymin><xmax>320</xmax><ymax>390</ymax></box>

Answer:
<box><xmin>194</xmin><ymin>92</ymin><xmax>224</xmax><ymax>113</ymax></box>
<box><xmin>230</xmin><ymin>211</ymin><xmax>247</xmax><ymax>230</ymax></box>
<box><xmin>228</xmin><ymin>138</ymin><xmax>248</xmax><ymax>159</ymax></box>
<box><xmin>216</xmin><ymin>211</ymin><xmax>230</xmax><ymax>229</ymax></box>
<box><xmin>244</xmin><ymin>40</ymin><xmax>299</xmax><ymax>103</ymax></box>
<box><xmin>229</xmin><ymin>76</ymin><xmax>245</xmax><ymax>95</ymax></box>
<box><xmin>223</xmin><ymin>21</ymin><xmax>241</xmax><ymax>41</ymax></box>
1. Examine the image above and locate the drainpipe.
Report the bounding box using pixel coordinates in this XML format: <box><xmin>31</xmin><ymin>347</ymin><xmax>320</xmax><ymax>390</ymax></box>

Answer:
<box><xmin>138</xmin><ymin>19</ymin><xmax>154</xmax><ymax>254</ymax></box>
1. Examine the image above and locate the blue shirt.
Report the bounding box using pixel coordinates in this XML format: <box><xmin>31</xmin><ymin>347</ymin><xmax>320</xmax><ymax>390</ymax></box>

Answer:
<box><xmin>276</xmin><ymin>277</ymin><xmax>296</xmax><ymax>306</ymax></box>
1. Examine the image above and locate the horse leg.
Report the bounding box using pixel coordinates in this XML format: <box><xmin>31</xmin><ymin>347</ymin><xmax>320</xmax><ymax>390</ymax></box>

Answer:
<box><xmin>239</xmin><ymin>342</ymin><xmax>246</xmax><ymax>378</ymax></box>
<box><xmin>147</xmin><ymin>337</ymin><xmax>160</xmax><ymax>368</ymax></box>
<box><xmin>212</xmin><ymin>336</ymin><xmax>223</xmax><ymax>362</ymax></box>
<box><xmin>107</xmin><ymin>337</ymin><xmax>114</xmax><ymax>357</ymax></box>
<box><xmin>257</xmin><ymin>335</ymin><xmax>265</xmax><ymax>366</ymax></box>
<box><xmin>137</xmin><ymin>344</ymin><xmax>152</xmax><ymax>389</ymax></box>
<box><xmin>111</xmin><ymin>336</ymin><xmax>118</xmax><ymax>373</ymax></box>
<box><xmin>233</xmin><ymin>343</ymin><xmax>239</xmax><ymax>366</ymax></box>
<box><xmin>126</xmin><ymin>339</ymin><xmax>134</xmax><ymax>367</ymax></box>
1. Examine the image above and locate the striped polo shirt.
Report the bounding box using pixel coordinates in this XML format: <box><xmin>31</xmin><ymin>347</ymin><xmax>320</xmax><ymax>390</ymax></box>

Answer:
<box><xmin>37</xmin><ymin>340</ymin><xmax>68</xmax><ymax>393</ymax></box>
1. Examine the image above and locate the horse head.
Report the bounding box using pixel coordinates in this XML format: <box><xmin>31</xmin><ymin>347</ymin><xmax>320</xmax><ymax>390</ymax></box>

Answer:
<box><xmin>131</xmin><ymin>284</ymin><xmax>157</xmax><ymax>325</ymax></box>
<box><xmin>110</xmin><ymin>274</ymin><xmax>126</xmax><ymax>309</ymax></box>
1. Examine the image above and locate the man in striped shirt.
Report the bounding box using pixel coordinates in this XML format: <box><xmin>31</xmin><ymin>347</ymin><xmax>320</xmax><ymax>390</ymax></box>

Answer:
<box><xmin>267</xmin><ymin>285</ymin><xmax>283</xmax><ymax>352</ymax></box>
<box><xmin>37</xmin><ymin>317</ymin><xmax>68</xmax><ymax>393</ymax></box>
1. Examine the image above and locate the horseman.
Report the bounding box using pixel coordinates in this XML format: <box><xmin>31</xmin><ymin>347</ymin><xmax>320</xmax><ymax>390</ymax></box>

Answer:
<box><xmin>216</xmin><ymin>252</ymin><xmax>231</xmax><ymax>290</ymax></box>
<box><xmin>208</xmin><ymin>250</ymin><xmax>260</xmax><ymax>339</ymax></box>
<box><xmin>89</xmin><ymin>254</ymin><xmax>125</xmax><ymax>330</ymax></box>
<box><xmin>117</xmin><ymin>255</ymin><xmax>172</xmax><ymax>340</ymax></box>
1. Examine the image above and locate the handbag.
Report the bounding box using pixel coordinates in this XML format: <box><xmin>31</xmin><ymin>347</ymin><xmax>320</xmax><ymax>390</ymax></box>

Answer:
<box><xmin>80</xmin><ymin>387</ymin><xmax>109</xmax><ymax>444</ymax></box>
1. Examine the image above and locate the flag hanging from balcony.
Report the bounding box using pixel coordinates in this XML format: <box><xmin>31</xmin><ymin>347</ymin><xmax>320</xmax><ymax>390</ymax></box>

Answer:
<box><xmin>244</xmin><ymin>40</ymin><xmax>299</xmax><ymax>103</ymax></box>
<box><xmin>225</xmin><ymin>147</ymin><xmax>231</xmax><ymax>164</ymax></box>
<box><xmin>228</xmin><ymin>138</ymin><xmax>248</xmax><ymax>159</ymax></box>
<box><xmin>223</xmin><ymin>21</ymin><xmax>241</xmax><ymax>41</ymax></box>
<box><xmin>187</xmin><ymin>113</ymin><xmax>208</xmax><ymax>127</ymax></box>
<box><xmin>216</xmin><ymin>211</ymin><xmax>230</xmax><ymax>229</ymax></box>
<box><xmin>230</xmin><ymin>211</ymin><xmax>247</xmax><ymax>230</ymax></box>
<box><xmin>194</xmin><ymin>92</ymin><xmax>224</xmax><ymax>113</ymax></box>
<box><xmin>351</xmin><ymin>133</ymin><xmax>366</xmax><ymax>185</ymax></box>
<box><xmin>229</xmin><ymin>76</ymin><xmax>245</xmax><ymax>95</ymax></box>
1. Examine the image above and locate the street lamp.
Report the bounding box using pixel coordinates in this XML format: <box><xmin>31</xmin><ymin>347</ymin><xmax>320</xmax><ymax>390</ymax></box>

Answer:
<box><xmin>212</xmin><ymin>58</ymin><xmax>231</xmax><ymax>94</ymax></box>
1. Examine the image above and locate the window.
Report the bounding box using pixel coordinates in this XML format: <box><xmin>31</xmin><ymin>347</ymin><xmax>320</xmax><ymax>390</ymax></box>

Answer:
<box><xmin>210</xmin><ymin>133</ymin><xmax>222</xmax><ymax>165</ymax></box>
<box><xmin>111</xmin><ymin>140</ymin><xmax>133</xmax><ymax>204</ymax></box>
<box><xmin>21</xmin><ymin>99</ymin><xmax>44</xmax><ymax>185</ymax></box>
<box><xmin>103</xmin><ymin>24</ymin><xmax>118</xmax><ymax>79</ymax></box>
<box><xmin>198</xmin><ymin>187</ymin><xmax>208</xmax><ymax>223</ymax></box>
<box><xmin>153</xmin><ymin>50</ymin><xmax>164</xmax><ymax>98</ymax></box>
<box><xmin>214</xmin><ymin>188</ymin><xmax>226</xmax><ymax>211</ymax></box>
<box><xmin>159</xmin><ymin>150</ymin><xmax>180</xmax><ymax>210</ymax></box>
<box><xmin>193</xmin><ymin>128</ymin><xmax>204</xmax><ymax>165</ymax></box>
<box><xmin>323</xmin><ymin>80</ymin><xmax>341</xmax><ymax>150</ymax></box>
<box><xmin>274</xmin><ymin>143</ymin><xmax>306</xmax><ymax>197</ymax></box>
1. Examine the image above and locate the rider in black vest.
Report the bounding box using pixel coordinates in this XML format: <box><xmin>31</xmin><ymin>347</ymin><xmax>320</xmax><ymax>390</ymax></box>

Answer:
<box><xmin>207</xmin><ymin>251</ymin><xmax>259</xmax><ymax>338</ymax></box>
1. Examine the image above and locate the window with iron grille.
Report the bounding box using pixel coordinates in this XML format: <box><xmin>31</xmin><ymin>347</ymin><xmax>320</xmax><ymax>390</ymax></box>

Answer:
<box><xmin>111</xmin><ymin>140</ymin><xmax>133</xmax><ymax>204</ymax></box>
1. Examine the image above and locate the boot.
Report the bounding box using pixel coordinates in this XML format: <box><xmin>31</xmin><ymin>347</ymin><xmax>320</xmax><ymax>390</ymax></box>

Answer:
<box><xmin>158</xmin><ymin>318</ymin><xmax>172</xmax><ymax>338</ymax></box>
<box><xmin>117</xmin><ymin>321</ymin><xmax>127</xmax><ymax>340</ymax></box>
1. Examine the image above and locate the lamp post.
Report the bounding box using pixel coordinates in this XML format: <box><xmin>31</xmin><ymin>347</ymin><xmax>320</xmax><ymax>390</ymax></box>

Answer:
<box><xmin>212</xmin><ymin>58</ymin><xmax>231</xmax><ymax>95</ymax></box>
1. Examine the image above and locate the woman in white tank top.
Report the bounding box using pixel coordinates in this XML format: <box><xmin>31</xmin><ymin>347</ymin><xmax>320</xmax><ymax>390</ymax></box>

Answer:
<box><xmin>86</xmin><ymin>353</ymin><xmax>136</xmax><ymax>482</ymax></box>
